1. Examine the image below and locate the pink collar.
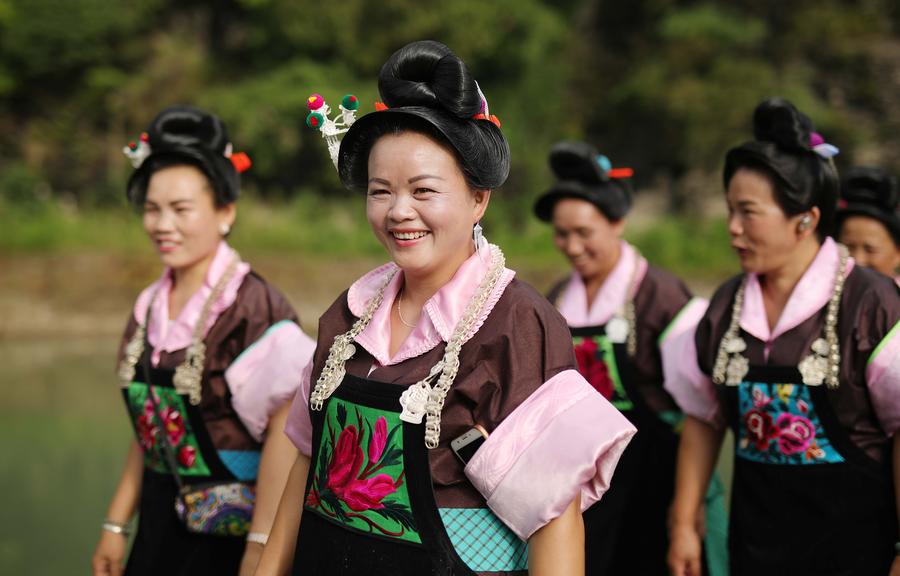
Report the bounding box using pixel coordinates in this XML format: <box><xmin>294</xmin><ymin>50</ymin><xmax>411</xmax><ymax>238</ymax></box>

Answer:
<box><xmin>555</xmin><ymin>241</ymin><xmax>648</xmax><ymax>328</ymax></box>
<box><xmin>741</xmin><ymin>237</ymin><xmax>854</xmax><ymax>342</ymax></box>
<box><xmin>347</xmin><ymin>246</ymin><xmax>516</xmax><ymax>366</ymax></box>
<box><xmin>133</xmin><ymin>241</ymin><xmax>250</xmax><ymax>364</ymax></box>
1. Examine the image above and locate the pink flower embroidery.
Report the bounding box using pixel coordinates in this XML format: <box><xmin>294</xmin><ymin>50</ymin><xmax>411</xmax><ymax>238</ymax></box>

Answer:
<box><xmin>775</xmin><ymin>413</ymin><xmax>815</xmax><ymax>456</ymax></box>
<box><xmin>342</xmin><ymin>474</ymin><xmax>397</xmax><ymax>511</ymax></box>
<box><xmin>574</xmin><ymin>338</ymin><xmax>614</xmax><ymax>399</ymax></box>
<box><xmin>327</xmin><ymin>425</ymin><xmax>366</xmax><ymax>498</ymax></box>
<box><xmin>178</xmin><ymin>445</ymin><xmax>197</xmax><ymax>468</ymax></box>
<box><xmin>162</xmin><ymin>406</ymin><xmax>186</xmax><ymax>446</ymax></box>
<box><xmin>136</xmin><ymin>413</ymin><xmax>158</xmax><ymax>451</ymax></box>
<box><xmin>368</xmin><ymin>417</ymin><xmax>388</xmax><ymax>464</ymax></box>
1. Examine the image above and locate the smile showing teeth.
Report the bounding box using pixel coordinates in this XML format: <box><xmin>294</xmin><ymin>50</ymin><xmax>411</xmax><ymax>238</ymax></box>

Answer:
<box><xmin>392</xmin><ymin>231</ymin><xmax>428</xmax><ymax>240</ymax></box>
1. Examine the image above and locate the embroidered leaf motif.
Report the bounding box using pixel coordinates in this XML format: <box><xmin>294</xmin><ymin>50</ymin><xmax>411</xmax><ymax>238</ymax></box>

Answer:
<box><xmin>371</xmin><ymin>500</ymin><xmax>417</xmax><ymax>531</ymax></box>
<box><xmin>337</xmin><ymin>403</ymin><xmax>347</xmax><ymax>428</ymax></box>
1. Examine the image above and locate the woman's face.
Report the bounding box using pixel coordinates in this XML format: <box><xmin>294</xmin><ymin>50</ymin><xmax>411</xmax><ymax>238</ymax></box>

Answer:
<box><xmin>726</xmin><ymin>168</ymin><xmax>814</xmax><ymax>274</ymax></box>
<box><xmin>142</xmin><ymin>165</ymin><xmax>235</xmax><ymax>271</ymax></box>
<box><xmin>366</xmin><ymin>132</ymin><xmax>489</xmax><ymax>283</ymax></box>
<box><xmin>839</xmin><ymin>215</ymin><xmax>900</xmax><ymax>277</ymax></box>
<box><xmin>551</xmin><ymin>198</ymin><xmax>624</xmax><ymax>282</ymax></box>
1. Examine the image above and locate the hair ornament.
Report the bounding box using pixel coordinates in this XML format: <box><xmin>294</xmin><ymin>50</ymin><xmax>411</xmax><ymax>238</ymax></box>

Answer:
<box><xmin>596</xmin><ymin>154</ymin><xmax>634</xmax><ymax>180</ymax></box>
<box><xmin>374</xmin><ymin>101</ymin><xmax>389</xmax><ymax>111</ymax></box>
<box><xmin>306</xmin><ymin>92</ymin><xmax>359</xmax><ymax>169</ymax></box>
<box><xmin>470</xmin><ymin>80</ymin><xmax>501</xmax><ymax>128</ymax></box>
<box><xmin>810</xmin><ymin>131</ymin><xmax>839</xmax><ymax>160</ymax></box>
<box><xmin>123</xmin><ymin>132</ymin><xmax>151</xmax><ymax>168</ymax></box>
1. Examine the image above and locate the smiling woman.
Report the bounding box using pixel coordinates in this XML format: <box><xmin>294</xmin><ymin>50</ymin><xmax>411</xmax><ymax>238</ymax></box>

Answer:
<box><xmin>256</xmin><ymin>41</ymin><xmax>636</xmax><ymax>576</ymax></box>
<box><xmin>92</xmin><ymin>106</ymin><xmax>316</xmax><ymax>576</ymax></box>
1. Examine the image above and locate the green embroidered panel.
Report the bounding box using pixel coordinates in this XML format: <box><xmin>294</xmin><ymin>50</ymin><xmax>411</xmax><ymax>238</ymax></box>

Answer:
<box><xmin>573</xmin><ymin>334</ymin><xmax>634</xmax><ymax>411</ymax></box>
<box><xmin>305</xmin><ymin>398</ymin><xmax>421</xmax><ymax>544</ymax></box>
<box><xmin>126</xmin><ymin>382</ymin><xmax>210</xmax><ymax>476</ymax></box>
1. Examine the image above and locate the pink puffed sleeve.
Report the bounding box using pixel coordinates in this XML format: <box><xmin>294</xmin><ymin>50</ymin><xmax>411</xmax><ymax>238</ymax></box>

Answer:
<box><xmin>284</xmin><ymin>358</ymin><xmax>315</xmax><ymax>456</ymax></box>
<box><xmin>463</xmin><ymin>369</ymin><xmax>636</xmax><ymax>540</ymax></box>
<box><xmin>661</xmin><ymin>316</ymin><xmax>725</xmax><ymax>429</ymax></box>
<box><xmin>866</xmin><ymin>321</ymin><xmax>900</xmax><ymax>436</ymax></box>
<box><xmin>225</xmin><ymin>320</ymin><xmax>316</xmax><ymax>441</ymax></box>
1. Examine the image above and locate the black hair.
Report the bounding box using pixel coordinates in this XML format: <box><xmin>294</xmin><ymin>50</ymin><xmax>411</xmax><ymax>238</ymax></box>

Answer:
<box><xmin>723</xmin><ymin>97</ymin><xmax>839</xmax><ymax>242</ymax></box>
<box><xmin>837</xmin><ymin>166</ymin><xmax>900</xmax><ymax>246</ymax></box>
<box><xmin>533</xmin><ymin>141</ymin><xmax>633</xmax><ymax>223</ymax></box>
<box><xmin>338</xmin><ymin>40</ymin><xmax>510</xmax><ymax>192</ymax></box>
<box><xmin>126</xmin><ymin>105</ymin><xmax>240</xmax><ymax>207</ymax></box>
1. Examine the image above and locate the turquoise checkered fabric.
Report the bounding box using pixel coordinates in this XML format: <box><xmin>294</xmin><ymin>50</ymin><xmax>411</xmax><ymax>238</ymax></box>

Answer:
<box><xmin>217</xmin><ymin>450</ymin><xmax>260</xmax><ymax>481</ymax></box>
<box><xmin>439</xmin><ymin>508</ymin><xmax>528</xmax><ymax>572</ymax></box>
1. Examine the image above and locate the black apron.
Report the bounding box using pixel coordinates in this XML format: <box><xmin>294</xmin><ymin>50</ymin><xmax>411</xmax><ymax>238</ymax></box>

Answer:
<box><xmin>723</xmin><ymin>364</ymin><xmax>896</xmax><ymax>575</ymax></box>
<box><xmin>293</xmin><ymin>373</ymin><xmax>527</xmax><ymax>575</ymax></box>
<box><xmin>121</xmin><ymin>358</ymin><xmax>257</xmax><ymax>576</ymax></box>
<box><xmin>571</xmin><ymin>325</ymin><xmax>680</xmax><ymax>576</ymax></box>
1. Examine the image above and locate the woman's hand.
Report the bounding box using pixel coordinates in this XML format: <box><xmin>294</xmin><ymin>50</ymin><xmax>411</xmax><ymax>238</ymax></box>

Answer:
<box><xmin>92</xmin><ymin>531</ymin><xmax>127</xmax><ymax>576</ymax></box>
<box><xmin>667</xmin><ymin>522</ymin><xmax>703</xmax><ymax>576</ymax></box>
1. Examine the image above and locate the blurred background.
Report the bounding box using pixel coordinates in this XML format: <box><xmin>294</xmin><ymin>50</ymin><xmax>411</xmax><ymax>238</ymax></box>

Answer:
<box><xmin>1</xmin><ymin>0</ymin><xmax>899</xmax><ymax>572</ymax></box>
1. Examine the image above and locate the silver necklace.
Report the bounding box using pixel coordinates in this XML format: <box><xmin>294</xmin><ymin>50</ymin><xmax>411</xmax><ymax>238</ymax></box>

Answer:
<box><xmin>396</xmin><ymin>289</ymin><xmax>418</xmax><ymax>328</ymax></box>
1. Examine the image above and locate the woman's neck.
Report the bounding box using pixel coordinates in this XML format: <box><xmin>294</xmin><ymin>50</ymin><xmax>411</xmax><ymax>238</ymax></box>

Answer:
<box><xmin>759</xmin><ymin>238</ymin><xmax>821</xmax><ymax>330</ymax></box>
<box><xmin>582</xmin><ymin>243</ymin><xmax>622</xmax><ymax>308</ymax></box>
<box><xmin>168</xmin><ymin>250</ymin><xmax>218</xmax><ymax>319</ymax></box>
<box><xmin>401</xmin><ymin>246</ymin><xmax>475</xmax><ymax>308</ymax></box>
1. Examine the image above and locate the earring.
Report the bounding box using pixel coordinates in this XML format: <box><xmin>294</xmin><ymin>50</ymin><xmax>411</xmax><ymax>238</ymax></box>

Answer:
<box><xmin>473</xmin><ymin>222</ymin><xmax>484</xmax><ymax>257</ymax></box>
<box><xmin>799</xmin><ymin>215</ymin><xmax>812</xmax><ymax>231</ymax></box>
<box><xmin>219</xmin><ymin>223</ymin><xmax>231</xmax><ymax>236</ymax></box>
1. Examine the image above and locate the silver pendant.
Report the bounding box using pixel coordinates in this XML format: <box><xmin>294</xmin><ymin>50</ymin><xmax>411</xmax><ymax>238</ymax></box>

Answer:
<box><xmin>798</xmin><ymin>354</ymin><xmax>827</xmax><ymax>386</ymax></box>
<box><xmin>606</xmin><ymin>316</ymin><xmax>630</xmax><ymax>344</ymax></box>
<box><xmin>725</xmin><ymin>355</ymin><xmax>749</xmax><ymax>386</ymax></box>
<box><xmin>399</xmin><ymin>382</ymin><xmax>430</xmax><ymax>424</ymax></box>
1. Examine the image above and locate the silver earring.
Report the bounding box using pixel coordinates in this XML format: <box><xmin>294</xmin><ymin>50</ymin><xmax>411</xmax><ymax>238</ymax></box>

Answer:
<box><xmin>219</xmin><ymin>223</ymin><xmax>231</xmax><ymax>236</ymax></box>
<box><xmin>799</xmin><ymin>215</ymin><xmax>812</xmax><ymax>231</ymax></box>
<box><xmin>473</xmin><ymin>222</ymin><xmax>484</xmax><ymax>256</ymax></box>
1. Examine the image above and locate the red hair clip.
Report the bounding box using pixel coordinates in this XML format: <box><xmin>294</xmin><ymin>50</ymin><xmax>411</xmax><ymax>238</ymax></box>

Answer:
<box><xmin>230</xmin><ymin>152</ymin><xmax>252</xmax><ymax>173</ymax></box>
<box><xmin>607</xmin><ymin>168</ymin><xmax>633</xmax><ymax>179</ymax></box>
<box><xmin>472</xmin><ymin>113</ymin><xmax>501</xmax><ymax>129</ymax></box>
<box><xmin>375</xmin><ymin>101</ymin><xmax>389</xmax><ymax>111</ymax></box>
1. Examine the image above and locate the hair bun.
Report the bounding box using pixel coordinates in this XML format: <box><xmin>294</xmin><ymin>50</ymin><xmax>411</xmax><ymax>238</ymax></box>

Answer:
<box><xmin>378</xmin><ymin>40</ymin><xmax>482</xmax><ymax>118</ymax></box>
<box><xmin>752</xmin><ymin>97</ymin><xmax>813</xmax><ymax>152</ymax></box>
<box><xmin>548</xmin><ymin>141</ymin><xmax>608</xmax><ymax>185</ymax></box>
<box><xmin>148</xmin><ymin>105</ymin><xmax>230</xmax><ymax>155</ymax></box>
<box><xmin>843</xmin><ymin>166</ymin><xmax>899</xmax><ymax>210</ymax></box>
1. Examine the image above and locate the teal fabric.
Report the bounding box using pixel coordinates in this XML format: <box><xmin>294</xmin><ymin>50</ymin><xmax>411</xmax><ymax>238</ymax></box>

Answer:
<box><xmin>704</xmin><ymin>473</ymin><xmax>730</xmax><ymax>576</ymax></box>
<box><xmin>439</xmin><ymin>508</ymin><xmax>528</xmax><ymax>572</ymax></box>
<box><xmin>217</xmin><ymin>450</ymin><xmax>261</xmax><ymax>481</ymax></box>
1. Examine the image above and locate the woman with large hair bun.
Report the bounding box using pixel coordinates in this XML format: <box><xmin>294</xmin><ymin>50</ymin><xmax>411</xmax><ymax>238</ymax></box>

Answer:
<box><xmin>836</xmin><ymin>166</ymin><xmax>900</xmax><ymax>283</ymax></box>
<box><xmin>533</xmin><ymin>142</ymin><xmax>726</xmax><ymax>576</ymax></box>
<box><xmin>666</xmin><ymin>97</ymin><xmax>900</xmax><ymax>575</ymax></box>
<box><xmin>91</xmin><ymin>105</ymin><xmax>315</xmax><ymax>576</ymax></box>
<box><xmin>256</xmin><ymin>40</ymin><xmax>636</xmax><ymax>576</ymax></box>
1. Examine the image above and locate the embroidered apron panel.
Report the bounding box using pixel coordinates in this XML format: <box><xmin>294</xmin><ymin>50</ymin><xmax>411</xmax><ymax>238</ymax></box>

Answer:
<box><xmin>573</xmin><ymin>334</ymin><xmax>633</xmax><ymax>411</ymax></box>
<box><xmin>439</xmin><ymin>508</ymin><xmax>528</xmax><ymax>572</ymax></box>
<box><xmin>736</xmin><ymin>382</ymin><xmax>844</xmax><ymax>465</ymax></box>
<box><xmin>126</xmin><ymin>381</ymin><xmax>211</xmax><ymax>476</ymax></box>
<box><xmin>305</xmin><ymin>397</ymin><xmax>421</xmax><ymax>544</ymax></box>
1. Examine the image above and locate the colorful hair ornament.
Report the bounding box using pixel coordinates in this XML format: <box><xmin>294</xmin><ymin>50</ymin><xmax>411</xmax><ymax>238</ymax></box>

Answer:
<box><xmin>305</xmin><ymin>92</ymin><xmax>359</xmax><ymax>169</ymax></box>
<box><xmin>374</xmin><ymin>101</ymin><xmax>389</xmax><ymax>111</ymax></box>
<box><xmin>810</xmin><ymin>131</ymin><xmax>839</xmax><ymax>159</ymax></box>
<box><xmin>596</xmin><ymin>154</ymin><xmax>633</xmax><ymax>180</ymax></box>
<box><xmin>472</xmin><ymin>113</ymin><xmax>501</xmax><ymax>128</ymax></box>
<box><xmin>123</xmin><ymin>132</ymin><xmax>151</xmax><ymax>168</ymax></box>
<box><xmin>471</xmin><ymin>80</ymin><xmax>501</xmax><ymax>129</ymax></box>
<box><xmin>229</xmin><ymin>152</ymin><xmax>252</xmax><ymax>174</ymax></box>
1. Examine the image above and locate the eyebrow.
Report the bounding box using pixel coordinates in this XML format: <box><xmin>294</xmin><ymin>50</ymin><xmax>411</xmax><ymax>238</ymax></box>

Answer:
<box><xmin>408</xmin><ymin>174</ymin><xmax>444</xmax><ymax>183</ymax></box>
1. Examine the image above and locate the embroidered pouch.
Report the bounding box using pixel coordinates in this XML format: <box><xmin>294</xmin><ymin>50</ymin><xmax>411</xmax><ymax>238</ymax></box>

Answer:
<box><xmin>175</xmin><ymin>481</ymin><xmax>256</xmax><ymax>536</ymax></box>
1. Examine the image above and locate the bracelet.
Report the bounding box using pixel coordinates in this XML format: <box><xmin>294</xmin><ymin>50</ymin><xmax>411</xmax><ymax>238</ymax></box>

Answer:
<box><xmin>102</xmin><ymin>520</ymin><xmax>130</xmax><ymax>537</ymax></box>
<box><xmin>246</xmin><ymin>532</ymin><xmax>269</xmax><ymax>546</ymax></box>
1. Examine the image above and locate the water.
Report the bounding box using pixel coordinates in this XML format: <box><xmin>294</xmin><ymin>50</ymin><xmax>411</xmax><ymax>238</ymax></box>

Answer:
<box><xmin>0</xmin><ymin>336</ymin><xmax>132</xmax><ymax>575</ymax></box>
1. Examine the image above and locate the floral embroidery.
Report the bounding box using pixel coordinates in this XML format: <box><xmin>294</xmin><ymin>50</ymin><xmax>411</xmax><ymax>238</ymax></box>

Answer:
<box><xmin>736</xmin><ymin>382</ymin><xmax>843</xmax><ymax>465</ymax></box>
<box><xmin>572</xmin><ymin>334</ymin><xmax>633</xmax><ymax>411</ymax></box>
<box><xmin>125</xmin><ymin>382</ymin><xmax>211</xmax><ymax>476</ymax></box>
<box><xmin>306</xmin><ymin>398</ymin><xmax>421</xmax><ymax>544</ymax></box>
